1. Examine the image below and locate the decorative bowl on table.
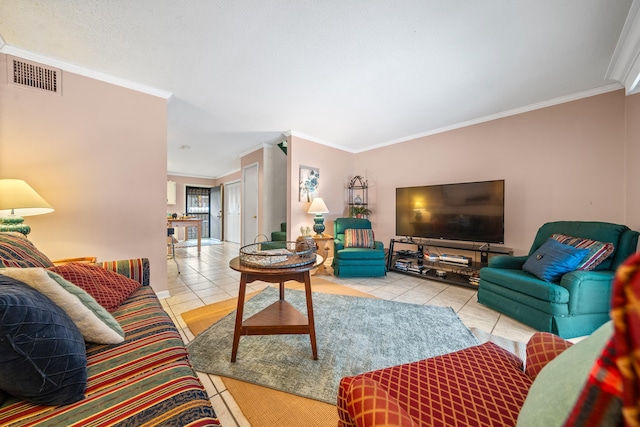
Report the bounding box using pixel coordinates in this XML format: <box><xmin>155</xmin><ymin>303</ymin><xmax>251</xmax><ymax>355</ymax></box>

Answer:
<box><xmin>239</xmin><ymin>240</ymin><xmax>317</xmax><ymax>268</ymax></box>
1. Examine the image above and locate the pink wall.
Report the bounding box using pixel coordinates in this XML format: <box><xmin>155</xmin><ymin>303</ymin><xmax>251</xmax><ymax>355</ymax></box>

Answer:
<box><xmin>6</xmin><ymin>46</ymin><xmax>634</xmax><ymax>298</ymax></box>
<box><xmin>288</xmin><ymin>135</ymin><xmax>354</xmax><ymax>245</ymax></box>
<box><xmin>625</xmin><ymin>93</ymin><xmax>640</xmax><ymax>233</ymax></box>
<box><xmin>358</xmin><ymin>90</ymin><xmax>629</xmax><ymax>255</ymax></box>
<box><xmin>0</xmin><ymin>54</ymin><xmax>169</xmax><ymax>292</ymax></box>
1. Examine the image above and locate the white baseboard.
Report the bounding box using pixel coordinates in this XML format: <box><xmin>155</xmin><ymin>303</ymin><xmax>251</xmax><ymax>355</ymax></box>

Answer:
<box><xmin>155</xmin><ymin>290</ymin><xmax>171</xmax><ymax>299</ymax></box>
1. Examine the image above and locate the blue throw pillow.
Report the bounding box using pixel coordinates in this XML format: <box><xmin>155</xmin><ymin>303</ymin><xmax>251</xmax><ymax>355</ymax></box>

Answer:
<box><xmin>0</xmin><ymin>275</ymin><xmax>87</xmax><ymax>405</ymax></box>
<box><xmin>522</xmin><ymin>238</ymin><xmax>589</xmax><ymax>282</ymax></box>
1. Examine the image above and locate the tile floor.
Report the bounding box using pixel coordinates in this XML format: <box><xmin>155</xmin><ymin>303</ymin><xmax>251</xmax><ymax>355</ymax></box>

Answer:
<box><xmin>161</xmin><ymin>241</ymin><xmax>538</xmax><ymax>427</ymax></box>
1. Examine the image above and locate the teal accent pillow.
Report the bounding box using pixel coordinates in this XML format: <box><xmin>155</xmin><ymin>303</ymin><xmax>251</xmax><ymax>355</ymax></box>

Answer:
<box><xmin>522</xmin><ymin>238</ymin><xmax>589</xmax><ymax>282</ymax></box>
<box><xmin>517</xmin><ymin>321</ymin><xmax>614</xmax><ymax>427</ymax></box>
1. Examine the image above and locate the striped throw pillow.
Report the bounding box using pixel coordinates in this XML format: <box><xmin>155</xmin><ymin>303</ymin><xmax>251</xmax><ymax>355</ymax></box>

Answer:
<box><xmin>551</xmin><ymin>234</ymin><xmax>614</xmax><ymax>271</ymax></box>
<box><xmin>0</xmin><ymin>232</ymin><xmax>54</xmax><ymax>268</ymax></box>
<box><xmin>344</xmin><ymin>229</ymin><xmax>375</xmax><ymax>248</ymax></box>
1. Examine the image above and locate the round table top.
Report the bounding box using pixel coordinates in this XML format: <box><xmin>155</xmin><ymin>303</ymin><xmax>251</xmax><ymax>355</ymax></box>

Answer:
<box><xmin>229</xmin><ymin>255</ymin><xmax>323</xmax><ymax>275</ymax></box>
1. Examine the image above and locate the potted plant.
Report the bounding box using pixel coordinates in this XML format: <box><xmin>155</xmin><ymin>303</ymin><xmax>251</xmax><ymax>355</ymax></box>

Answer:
<box><xmin>350</xmin><ymin>206</ymin><xmax>372</xmax><ymax>218</ymax></box>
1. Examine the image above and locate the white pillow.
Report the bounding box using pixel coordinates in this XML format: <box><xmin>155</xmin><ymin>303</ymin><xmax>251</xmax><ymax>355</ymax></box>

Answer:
<box><xmin>0</xmin><ymin>268</ymin><xmax>125</xmax><ymax>344</ymax></box>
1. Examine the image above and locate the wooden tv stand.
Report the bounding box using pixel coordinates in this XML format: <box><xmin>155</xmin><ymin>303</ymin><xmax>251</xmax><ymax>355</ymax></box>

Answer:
<box><xmin>387</xmin><ymin>238</ymin><xmax>513</xmax><ymax>288</ymax></box>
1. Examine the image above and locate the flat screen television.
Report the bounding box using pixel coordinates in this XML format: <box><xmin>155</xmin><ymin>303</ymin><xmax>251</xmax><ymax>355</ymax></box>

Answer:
<box><xmin>396</xmin><ymin>179</ymin><xmax>505</xmax><ymax>244</ymax></box>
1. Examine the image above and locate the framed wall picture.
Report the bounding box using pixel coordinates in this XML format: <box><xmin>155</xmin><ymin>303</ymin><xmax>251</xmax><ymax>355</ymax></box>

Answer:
<box><xmin>299</xmin><ymin>166</ymin><xmax>319</xmax><ymax>202</ymax></box>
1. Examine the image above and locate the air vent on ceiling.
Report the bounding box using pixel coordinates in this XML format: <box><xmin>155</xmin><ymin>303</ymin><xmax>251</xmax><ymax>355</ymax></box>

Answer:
<box><xmin>7</xmin><ymin>56</ymin><xmax>61</xmax><ymax>96</ymax></box>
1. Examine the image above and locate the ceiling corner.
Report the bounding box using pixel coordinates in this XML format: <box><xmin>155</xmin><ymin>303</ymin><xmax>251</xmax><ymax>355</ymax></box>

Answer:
<box><xmin>606</xmin><ymin>0</ymin><xmax>640</xmax><ymax>94</ymax></box>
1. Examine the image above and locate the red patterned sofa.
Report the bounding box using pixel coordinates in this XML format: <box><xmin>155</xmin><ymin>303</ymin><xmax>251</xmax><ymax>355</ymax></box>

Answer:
<box><xmin>0</xmin><ymin>233</ymin><xmax>219</xmax><ymax>426</ymax></box>
<box><xmin>337</xmin><ymin>253</ymin><xmax>640</xmax><ymax>427</ymax></box>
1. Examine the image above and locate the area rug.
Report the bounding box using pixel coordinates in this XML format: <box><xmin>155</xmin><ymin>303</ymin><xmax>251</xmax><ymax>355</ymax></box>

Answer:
<box><xmin>186</xmin><ymin>286</ymin><xmax>479</xmax><ymax>404</ymax></box>
<box><xmin>181</xmin><ymin>278</ymin><xmax>373</xmax><ymax>336</ymax></box>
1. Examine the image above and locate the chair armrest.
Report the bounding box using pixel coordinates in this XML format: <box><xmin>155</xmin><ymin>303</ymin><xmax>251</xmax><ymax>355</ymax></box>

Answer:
<box><xmin>487</xmin><ymin>255</ymin><xmax>528</xmax><ymax>269</ymax></box>
<box><xmin>335</xmin><ymin>239</ymin><xmax>344</xmax><ymax>251</ymax></box>
<box><xmin>51</xmin><ymin>256</ymin><xmax>97</xmax><ymax>266</ymax></box>
<box><xmin>337</xmin><ymin>376</ymin><xmax>418</xmax><ymax>427</ymax></box>
<box><xmin>98</xmin><ymin>258</ymin><xmax>150</xmax><ymax>286</ymax></box>
<box><xmin>524</xmin><ymin>332</ymin><xmax>573</xmax><ymax>381</ymax></box>
<box><xmin>374</xmin><ymin>241</ymin><xmax>384</xmax><ymax>250</ymax></box>
<box><xmin>558</xmin><ymin>270</ymin><xmax>616</xmax><ymax>314</ymax></box>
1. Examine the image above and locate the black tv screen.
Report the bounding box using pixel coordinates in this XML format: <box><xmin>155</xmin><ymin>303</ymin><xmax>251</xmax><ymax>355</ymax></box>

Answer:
<box><xmin>396</xmin><ymin>180</ymin><xmax>505</xmax><ymax>244</ymax></box>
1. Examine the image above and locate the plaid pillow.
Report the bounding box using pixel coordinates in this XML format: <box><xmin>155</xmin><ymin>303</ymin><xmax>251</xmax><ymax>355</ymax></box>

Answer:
<box><xmin>524</xmin><ymin>332</ymin><xmax>574</xmax><ymax>381</ymax></box>
<box><xmin>0</xmin><ymin>232</ymin><xmax>54</xmax><ymax>268</ymax></box>
<box><xmin>551</xmin><ymin>234</ymin><xmax>614</xmax><ymax>271</ymax></box>
<box><xmin>48</xmin><ymin>263</ymin><xmax>141</xmax><ymax>312</ymax></box>
<box><xmin>344</xmin><ymin>228</ymin><xmax>375</xmax><ymax>248</ymax></box>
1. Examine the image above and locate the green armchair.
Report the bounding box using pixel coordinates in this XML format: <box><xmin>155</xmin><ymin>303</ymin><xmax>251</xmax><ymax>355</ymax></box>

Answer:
<box><xmin>271</xmin><ymin>222</ymin><xmax>286</xmax><ymax>241</ymax></box>
<box><xmin>332</xmin><ymin>218</ymin><xmax>386</xmax><ymax>278</ymax></box>
<box><xmin>478</xmin><ymin>221</ymin><xmax>639</xmax><ymax>338</ymax></box>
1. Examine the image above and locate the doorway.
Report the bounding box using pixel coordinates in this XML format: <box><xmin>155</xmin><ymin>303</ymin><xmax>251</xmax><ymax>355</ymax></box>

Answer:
<box><xmin>210</xmin><ymin>185</ymin><xmax>222</xmax><ymax>240</ymax></box>
<box><xmin>185</xmin><ymin>186</ymin><xmax>211</xmax><ymax>238</ymax></box>
<box><xmin>242</xmin><ymin>163</ymin><xmax>259</xmax><ymax>246</ymax></box>
<box><xmin>224</xmin><ymin>181</ymin><xmax>241</xmax><ymax>244</ymax></box>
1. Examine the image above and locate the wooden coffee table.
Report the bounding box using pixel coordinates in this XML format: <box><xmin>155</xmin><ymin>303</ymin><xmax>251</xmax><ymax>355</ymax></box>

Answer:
<box><xmin>228</xmin><ymin>256</ymin><xmax>322</xmax><ymax>362</ymax></box>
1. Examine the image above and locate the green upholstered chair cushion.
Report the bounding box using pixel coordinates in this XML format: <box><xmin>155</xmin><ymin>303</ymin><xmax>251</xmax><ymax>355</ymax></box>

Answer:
<box><xmin>517</xmin><ymin>321</ymin><xmax>613</xmax><ymax>427</ymax></box>
<box><xmin>480</xmin><ymin>268</ymin><xmax>570</xmax><ymax>304</ymax></box>
<box><xmin>335</xmin><ymin>247</ymin><xmax>386</xmax><ymax>260</ymax></box>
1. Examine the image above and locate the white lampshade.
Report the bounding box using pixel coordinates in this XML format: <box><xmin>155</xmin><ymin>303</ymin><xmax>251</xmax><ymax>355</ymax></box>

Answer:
<box><xmin>308</xmin><ymin>197</ymin><xmax>329</xmax><ymax>214</ymax></box>
<box><xmin>0</xmin><ymin>179</ymin><xmax>54</xmax><ymax>217</ymax></box>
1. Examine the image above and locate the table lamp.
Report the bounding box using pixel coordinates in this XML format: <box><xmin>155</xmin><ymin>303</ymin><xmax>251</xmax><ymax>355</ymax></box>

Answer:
<box><xmin>0</xmin><ymin>179</ymin><xmax>54</xmax><ymax>235</ymax></box>
<box><xmin>308</xmin><ymin>197</ymin><xmax>329</xmax><ymax>236</ymax></box>
<box><xmin>413</xmin><ymin>200</ymin><xmax>425</xmax><ymax>221</ymax></box>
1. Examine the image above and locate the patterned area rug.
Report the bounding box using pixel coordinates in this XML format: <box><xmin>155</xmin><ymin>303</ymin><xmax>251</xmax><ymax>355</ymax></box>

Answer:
<box><xmin>186</xmin><ymin>286</ymin><xmax>479</xmax><ymax>404</ymax></box>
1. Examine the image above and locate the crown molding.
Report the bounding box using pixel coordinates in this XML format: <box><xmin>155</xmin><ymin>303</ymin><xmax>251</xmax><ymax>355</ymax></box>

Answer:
<box><xmin>167</xmin><ymin>171</ymin><xmax>218</xmax><ymax>179</ymax></box>
<box><xmin>0</xmin><ymin>45</ymin><xmax>172</xmax><ymax>99</ymax></box>
<box><xmin>288</xmin><ymin>83</ymin><xmax>623</xmax><ymax>155</ymax></box>
<box><xmin>288</xmin><ymin>130</ymin><xmax>354</xmax><ymax>153</ymax></box>
<box><xmin>606</xmin><ymin>0</ymin><xmax>640</xmax><ymax>94</ymax></box>
<box><xmin>355</xmin><ymin>84</ymin><xmax>624</xmax><ymax>152</ymax></box>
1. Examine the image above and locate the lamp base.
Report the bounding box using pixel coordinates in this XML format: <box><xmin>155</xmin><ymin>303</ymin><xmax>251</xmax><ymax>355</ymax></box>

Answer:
<box><xmin>0</xmin><ymin>215</ymin><xmax>30</xmax><ymax>235</ymax></box>
<box><xmin>313</xmin><ymin>214</ymin><xmax>325</xmax><ymax>236</ymax></box>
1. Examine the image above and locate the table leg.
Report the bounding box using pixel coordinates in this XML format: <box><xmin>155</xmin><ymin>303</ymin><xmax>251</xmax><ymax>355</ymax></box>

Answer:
<box><xmin>279</xmin><ymin>282</ymin><xmax>285</xmax><ymax>300</ymax></box>
<box><xmin>231</xmin><ymin>273</ymin><xmax>248</xmax><ymax>363</ymax></box>
<box><xmin>197</xmin><ymin>223</ymin><xmax>201</xmax><ymax>254</ymax></box>
<box><xmin>303</xmin><ymin>271</ymin><xmax>318</xmax><ymax>360</ymax></box>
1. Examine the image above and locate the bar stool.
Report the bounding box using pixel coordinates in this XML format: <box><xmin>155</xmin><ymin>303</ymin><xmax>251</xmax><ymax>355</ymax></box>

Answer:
<box><xmin>167</xmin><ymin>227</ymin><xmax>180</xmax><ymax>274</ymax></box>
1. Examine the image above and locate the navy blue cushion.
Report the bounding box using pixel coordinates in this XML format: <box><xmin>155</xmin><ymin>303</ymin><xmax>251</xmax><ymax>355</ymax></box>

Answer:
<box><xmin>0</xmin><ymin>275</ymin><xmax>87</xmax><ymax>405</ymax></box>
<box><xmin>522</xmin><ymin>238</ymin><xmax>589</xmax><ymax>282</ymax></box>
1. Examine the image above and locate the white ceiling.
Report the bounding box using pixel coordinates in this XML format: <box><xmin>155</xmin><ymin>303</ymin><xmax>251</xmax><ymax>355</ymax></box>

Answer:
<box><xmin>0</xmin><ymin>1</ymin><xmax>636</xmax><ymax>178</ymax></box>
